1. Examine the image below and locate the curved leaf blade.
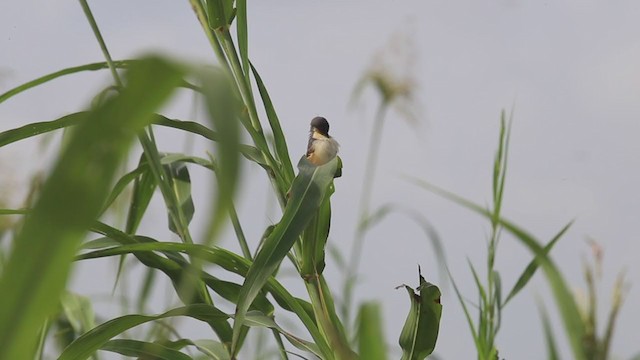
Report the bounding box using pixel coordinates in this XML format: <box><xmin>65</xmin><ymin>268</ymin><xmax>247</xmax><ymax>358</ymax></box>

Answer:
<box><xmin>101</xmin><ymin>339</ymin><xmax>191</xmax><ymax>360</ymax></box>
<box><xmin>58</xmin><ymin>304</ymin><xmax>229</xmax><ymax>360</ymax></box>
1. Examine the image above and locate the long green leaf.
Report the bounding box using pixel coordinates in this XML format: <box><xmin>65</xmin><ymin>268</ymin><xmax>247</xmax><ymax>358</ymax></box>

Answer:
<box><xmin>503</xmin><ymin>221</ymin><xmax>573</xmax><ymax>306</ymax></box>
<box><xmin>231</xmin><ymin>156</ymin><xmax>339</xmax><ymax>352</ymax></box>
<box><xmin>538</xmin><ymin>303</ymin><xmax>560</xmax><ymax>360</ymax></box>
<box><xmin>101</xmin><ymin>339</ymin><xmax>191</xmax><ymax>360</ymax></box>
<box><xmin>0</xmin><ymin>113</ymin><xmax>84</xmax><ymax>148</ymax></box>
<box><xmin>124</xmin><ymin>155</ymin><xmax>155</xmax><ymax>233</ymax></box>
<box><xmin>58</xmin><ymin>304</ymin><xmax>228</xmax><ymax>360</ymax></box>
<box><xmin>0</xmin><ymin>56</ymin><xmax>184</xmax><ymax>360</ymax></box>
<box><xmin>249</xmin><ymin>62</ymin><xmax>294</xmax><ymax>181</ymax></box>
<box><xmin>0</xmin><ymin>61</ymin><xmax>133</xmax><ymax>105</ymax></box>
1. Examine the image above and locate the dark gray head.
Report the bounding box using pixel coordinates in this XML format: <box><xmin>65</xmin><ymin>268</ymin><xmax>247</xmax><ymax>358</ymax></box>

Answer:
<box><xmin>310</xmin><ymin>116</ymin><xmax>330</xmax><ymax>135</ymax></box>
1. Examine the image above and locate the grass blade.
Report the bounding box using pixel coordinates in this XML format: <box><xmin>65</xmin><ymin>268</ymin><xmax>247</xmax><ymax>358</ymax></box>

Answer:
<box><xmin>58</xmin><ymin>304</ymin><xmax>229</xmax><ymax>360</ymax></box>
<box><xmin>0</xmin><ymin>56</ymin><xmax>184</xmax><ymax>360</ymax></box>
<box><xmin>503</xmin><ymin>221</ymin><xmax>573</xmax><ymax>306</ymax></box>
<box><xmin>0</xmin><ymin>61</ymin><xmax>133</xmax><ymax>105</ymax></box>
<box><xmin>101</xmin><ymin>339</ymin><xmax>191</xmax><ymax>360</ymax></box>
<box><xmin>250</xmin><ymin>62</ymin><xmax>294</xmax><ymax>181</ymax></box>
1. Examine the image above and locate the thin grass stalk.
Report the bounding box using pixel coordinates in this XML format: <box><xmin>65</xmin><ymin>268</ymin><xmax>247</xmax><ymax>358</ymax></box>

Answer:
<box><xmin>343</xmin><ymin>102</ymin><xmax>387</xmax><ymax>329</ymax></box>
<box><xmin>78</xmin><ymin>0</ymin><xmax>123</xmax><ymax>88</ymax></box>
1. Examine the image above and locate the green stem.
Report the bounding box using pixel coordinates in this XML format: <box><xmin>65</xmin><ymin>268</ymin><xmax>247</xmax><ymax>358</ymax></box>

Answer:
<box><xmin>341</xmin><ymin>102</ymin><xmax>387</xmax><ymax>327</ymax></box>
<box><xmin>305</xmin><ymin>275</ymin><xmax>355</xmax><ymax>360</ymax></box>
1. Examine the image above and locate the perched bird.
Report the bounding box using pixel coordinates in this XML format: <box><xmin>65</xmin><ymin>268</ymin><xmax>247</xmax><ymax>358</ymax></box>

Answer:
<box><xmin>306</xmin><ymin>116</ymin><xmax>339</xmax><ymax>165</ymax></box>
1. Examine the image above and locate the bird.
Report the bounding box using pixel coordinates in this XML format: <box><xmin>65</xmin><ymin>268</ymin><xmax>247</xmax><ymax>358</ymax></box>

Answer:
<box><xmin>306</xmin><ymin>116</ymin><xmax>339</xmax><ymax>166</ymax></box>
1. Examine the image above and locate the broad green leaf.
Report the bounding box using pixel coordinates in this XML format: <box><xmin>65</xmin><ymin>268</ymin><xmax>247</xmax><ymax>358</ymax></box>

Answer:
<box><xmin>0</xmin><ymin>56</ymin><xmax>184</xmax><ymax>360</ymax></box>
<box><xmin>357</xmin><ymin>302</ymin><xmax>388</xmax><ymax>360</ymax></box>
<box><xmin>101</xmin><ymin>339</ymin><xmax>191</xmax><ymax>360</ymax></box>
<box><xmin>231</xmin><ymin>156</ymin><xmax>339</xmax><ymax>352</ymax></box>
<box><xmin>399</xmin><ymin>269</ymin><xmax>442</xmax><ymax>360</ymax></box>
<box><xmin>503</xmin><ymin>221</ymin><xmax>573</xmax><ymax>306</ymax></box>
<box><xmin>58</xmin><ymin>304</ymin><xmax>228</xmax><ymax>360</ymax></box>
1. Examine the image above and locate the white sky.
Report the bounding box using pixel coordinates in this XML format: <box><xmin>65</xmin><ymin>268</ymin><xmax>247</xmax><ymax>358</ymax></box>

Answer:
<box><xmin>1</xmin><ymin>1</ymin><xmax>640</xmax><ymax>359</ymax></box>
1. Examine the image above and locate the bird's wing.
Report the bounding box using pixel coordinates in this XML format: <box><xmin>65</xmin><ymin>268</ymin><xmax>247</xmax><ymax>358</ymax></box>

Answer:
<box><xmin>306</xmin><ymin>136</ymin><xmax>315</xmax><ymax>157</ymax></box>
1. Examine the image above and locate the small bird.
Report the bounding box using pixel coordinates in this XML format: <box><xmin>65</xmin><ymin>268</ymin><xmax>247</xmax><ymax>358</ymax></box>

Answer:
<box><xmin>306</xmin><ymin>116</ymin><xmax>339</xmax><ymax>165</ymax></box>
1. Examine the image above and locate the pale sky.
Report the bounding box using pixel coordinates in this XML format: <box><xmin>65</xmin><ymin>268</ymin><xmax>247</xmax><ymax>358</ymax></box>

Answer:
<box><xmin>2</xmin><ymin>1</ymin><xmax>640</xmax><ymax>359</ymax></box>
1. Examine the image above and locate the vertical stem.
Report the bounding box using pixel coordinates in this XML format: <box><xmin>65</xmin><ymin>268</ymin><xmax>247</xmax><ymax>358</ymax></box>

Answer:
<box><xmin>341</xmin><ymin>102</ymin><xmax>387</xmax><ymax>328</ymax></box>
<box><xmin>78</xmin><ymin>0</ymin><xmax>123</xmax><ymax>88</ymax></box>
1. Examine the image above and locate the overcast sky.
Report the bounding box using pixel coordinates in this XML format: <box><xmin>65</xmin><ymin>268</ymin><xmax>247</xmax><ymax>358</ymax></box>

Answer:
<box><xmin>2</xmin><ymin>1</ymin><xmax>640</xmax><ymax>359</ymax></box>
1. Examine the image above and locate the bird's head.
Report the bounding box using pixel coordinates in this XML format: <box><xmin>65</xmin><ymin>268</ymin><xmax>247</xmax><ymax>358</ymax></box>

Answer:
<box><xmin>310</xmin><ymin>116</ymin><xmax>330</xmax><ymax>136</ymax></box>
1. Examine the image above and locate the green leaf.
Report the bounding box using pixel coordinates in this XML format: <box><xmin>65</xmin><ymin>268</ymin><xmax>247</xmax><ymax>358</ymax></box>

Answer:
<box><xmin>206</xmin><ymin>0</ymin><xmax>234</xmax><ymax>29</ymax></box>
<box><xmin>190</xmin><ymin>339</ymin><xmax>232</xmax><ymax>360</ymax></box>
<box><xmin>503</xmin><ymin>221</ymin><xmax>573</xmax><ymax>306</ymax></box>
<box><xmin>399</xmin><ymin>269</ymin><xmax>442</xmax><ymax>360</ymax></box>
<box><xmin>200</xmin><ymin>68</ymin><xmax>242</xmax><ymax>242</ymax></box>
<box><xmin>59</xmin><ymin>291</ymin><xmax>96</xmax><ymax>336</ymax></box>
<box><xmin>300</xmin><ymin>182</ymin><xmax>333</xmax><ymax>276</ymax></box>
<box><xmin>101</xmin><ymin>339</ymin><xmax>191</xmax><ymax>360</ymax></box>
<box><xmin>236</xmin><ymin>0</ymin><xmax>249</xmax><ymax>79</ymax></box>
<box><xmin>0</xmin><ymin>56</ymin><xmax>185</xmax><ymax>360</ymax></box>
<box><xmin>0</xmin><ymin>113</ymin><xmax>84</xmax><ymax>148</ymax></box>
<box><xmin>165</xmin><ymin>162</ymin><xmax>195</xmax><ymax>235</ymax></box>
<box><xmin>538</xmin><ymin>303</ymin><xmax>560</xmax><ymax>360</ymax></box>
<box><xmin>250</xmin><ymin>62</ymin><xmax>294</xmax><ymax>181</ymax></box>
<box><xmin>0</xmin><ymin>61</ymin><xmax>133</xmax><ymax>105</ymax></box>
<box><xmin>357</xmin><ymin>302</ymin><xmax>388</xmax><ymax>360</ymax></box>
<box><xmin>244</xmin><ymin>311</ymin><xmax>322</xmax><ymax>357</ymax></box>
<box><xmin>231</xmin><ymin>156</ymin><xmax>339</xmax><ymax>352</ymax></box>
<box><xmin>58</xmin><ymin>304</ymin><xmax>229</xmax><ymax>360</ymax></box>
<box><xmin>122</xmin><ymin>155</ymin><xmax>156</xmax><ymax>234</ymax></box>
<box><xmin>101</xmin><ymin>162</ymin><xmax>147</xmax><ymax>216</ymax></box>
